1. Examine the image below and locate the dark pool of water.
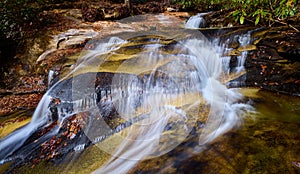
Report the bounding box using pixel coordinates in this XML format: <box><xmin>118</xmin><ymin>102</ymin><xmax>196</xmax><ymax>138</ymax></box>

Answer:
<box><xmin>130</xmin><ymin>88</ymin><xmax>300</xmax><ymax>174</ymax></box>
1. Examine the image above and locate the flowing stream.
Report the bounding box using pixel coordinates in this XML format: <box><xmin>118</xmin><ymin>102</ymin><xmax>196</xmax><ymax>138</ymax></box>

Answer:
<box><xmin>1</xmin><ymin>14</ymin><xmax>298</xmax><ymax>174</ymax></box>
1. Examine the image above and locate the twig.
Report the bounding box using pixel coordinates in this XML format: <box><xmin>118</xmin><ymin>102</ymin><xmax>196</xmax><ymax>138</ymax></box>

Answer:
<box><xmin>274</xmin><ymin>19</ymin><xmax>299</xmax><ymax>32</ymax></box>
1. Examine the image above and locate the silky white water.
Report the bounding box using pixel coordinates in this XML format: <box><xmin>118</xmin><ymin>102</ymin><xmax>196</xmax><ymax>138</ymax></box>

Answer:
<box><xmin>236</xmin><ymin>31</ymin><xmax>251</xmax><ymax>72</ymax></box>
<box><xmin>186</xmin><ymin>13</ymin><xmax>253</xmax><ymax>74</ymax></box>
<box><xmin>0</xmin><ymin>14</ymin><xmax>253</xmax><ymax>173</ymax></box>
<box><xmin>0</xmin><ymin>94</ymin><xmax>51</xmax><ymax>163</ymax></box>
<box><xmin>0</xmin><ymin>37</ymin><xmax>127</xmax><ymax>163</ymax></box>
<box><xmin>91</xmin><ymin>34</ymin><xmax>252</xmax><ymax>173</ymax></box>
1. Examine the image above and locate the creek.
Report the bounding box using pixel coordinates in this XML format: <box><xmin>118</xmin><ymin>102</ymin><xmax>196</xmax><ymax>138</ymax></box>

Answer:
<box><xmin>0</xmin><ymin>14</ymin><xmax>299</xmax><ymax>174</ymax></box>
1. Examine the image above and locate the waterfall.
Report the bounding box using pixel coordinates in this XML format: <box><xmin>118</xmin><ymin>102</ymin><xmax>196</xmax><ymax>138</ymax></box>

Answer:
<box><xmin>48</xmin><ymin>70</ymin><xmax>54</xmax><ymax>87</ymax></box>
<box><xmin>185</xmin><ymin>13</ymin><xmax>207</xmax><ymax>29</ymax></box>
<box><xmin>211</xmin><ymin>38</ymin><xmax>232</xmax><ymax>74</ymax></box>
<box><xmin>235</xmin><ymin>31</ymin><xmax>251</xmax><ymax>72</ymax></box>
<box><xmin>93</xmin><ymin>34</ymin><xmax>251</xmax><ymax>173</ymax></box>
<box><xmin>0</xmin><ymin>37</ymin><xmax>127</xmax><ymax>163</ymax></box>
<box><xmin>186</xmin><ymin>13</ymin><xmax>253</xmax><ymax>75</ymax></box>
<box><xmin>210</xmin><ymin>31</ymin><xmax>252</xmax><ymax>79</ymax></box>
<box><xmin>0</xmin><ymin>14</ymin><xmax>253</xmax><ymax>173</ymax></box>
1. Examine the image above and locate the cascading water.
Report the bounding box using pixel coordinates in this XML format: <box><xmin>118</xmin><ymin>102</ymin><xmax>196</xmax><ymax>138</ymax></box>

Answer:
<box><xmin>185</xmin><ymin>13</ymin><xmax>207</xmax><ymax>29</ymax></box>
<box><xmin>211</xmin><ymin>37</ymin><xmax>233</xmax><ymax>74</ymax></box>
<box><xmin>209</xmin><ymin>32</ymin><xmax>253</xmax><ymax>76</ymax></box>
<box><xmin>0</xmin><ymin>14</ymin><xmax>253</xmax><ymax>173</ymax></box>
<box><xmin>0</xmin><ymin>94</ymin><xmax>51</xmax><ymax>162</ymax></box>
<box><xmin>185</xmin><ymin>13</ymin><xmax>253</xmax><ymax>76</ymax></box>
<box><xmin>235</xmin><ymin>31</ymin><xmax>252</xmax><ymax>72</ymax></box>
<box><xmin>0</xmin><ymin>37</ymin><xmax>128</xmax><ymax>164</ymax></box>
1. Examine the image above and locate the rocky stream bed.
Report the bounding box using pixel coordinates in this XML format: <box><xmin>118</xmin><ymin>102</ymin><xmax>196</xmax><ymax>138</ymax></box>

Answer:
<box><xmin>0</xmin><ymin>3</ymin><xmax>300</xmax><ymax>173</ymax></box>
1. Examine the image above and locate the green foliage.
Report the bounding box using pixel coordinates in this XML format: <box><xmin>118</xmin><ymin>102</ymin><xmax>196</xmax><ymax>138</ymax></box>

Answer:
<box><xmin>230</xmin><ymin>0</ymin><xmax>297</xmax><ymax>26</ymax></box>
<box><xmin>174</xmin><ymin>0</ymin><xmax>212</xmax><ymax>10</ymax></box>
<box><xmin>174</xmin><ymin>0</ymin><xmax>298</xmax><ymax>26</ymax></box>
<box><xmin>174</xmin><ymin>0</ymin><xmax>229</xmax><ymax>10</ymax></box>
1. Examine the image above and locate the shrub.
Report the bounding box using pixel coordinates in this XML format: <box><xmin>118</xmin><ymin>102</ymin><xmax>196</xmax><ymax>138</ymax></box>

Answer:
<box><xmin>230</xmin><ymin>0</ymin><xmax>298</xmax><ymax>26</ymax></box>
<box><xmin>174</xmin><ymin>0</ymin><xmax>298</xmax><ymax>26</ymax></box>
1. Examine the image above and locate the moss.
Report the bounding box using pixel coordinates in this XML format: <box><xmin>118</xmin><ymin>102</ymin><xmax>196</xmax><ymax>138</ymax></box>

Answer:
<box><xmin>0</xmin><ymin>118</ymin><xmax>31</xmax><ymax>139</ymax></box>
<box><xmin>0</xmin><ymin>110</ymin><xmax>33</xmax><ymax>139</ymax></box>
<box><xmin>16</xmin><ymin>145</ymin><xmax>111</xmax><ymax>174</ymax></box>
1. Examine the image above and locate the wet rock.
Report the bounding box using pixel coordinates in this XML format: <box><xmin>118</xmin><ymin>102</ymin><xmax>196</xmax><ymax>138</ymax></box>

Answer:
<box><xmin>229</xmin><ymin>49</ymin><xmax>241</xmax><ymax>56</ymax></box>
<box><xmin>3</xmin><ymin>111</ymin><xmax>91</xmax><ymax>171</ymax></box>
<box><xmin>54</xmin><ymin>29</ymin><xmax>99</xmax><ymax>49</ymax></box>
<box><xmin>237</xmin><ymin>44</ymin><xmax>257</xmax><ymax>52</ymax></box>
<box><xmin>228</xmin><ymin>38</ymin><xmax>239</xmax><ymax>49</ymax></box>
<box><xmin>0</xmin><ymin>113</ymin><xmax>31</xmax><ymax>138</ymax></box>
<box><xmin>35</xmin><ymin>28</ymin><xmax>99</xmax><ymax>78</ymax></box>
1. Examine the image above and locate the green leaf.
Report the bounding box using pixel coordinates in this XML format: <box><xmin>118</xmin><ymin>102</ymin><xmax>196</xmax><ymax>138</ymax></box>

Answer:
<box><xmin>289</xmin><ymin>9</ymin><xmax>295</xmax><ymax>16</ymax></box>
<box><xmin>255</xmin><ymin>16</ymin><xmax>260</xmax><ymax>25</ymax></box>
<box><xmin>232</xmin><ymin>10</ymin><xmax>240</xmax><ymax>16</ymax></box>
<box><xmin>252</xmin><ymin>9</ymin><xmax>261</xmax><ymax>16</ymax></box>
<box><xmin>240</xmin><ymin>16</ymin><xmax>245</xmax><ymax>24</ymax></box>
<box><xmin>262</xmin><ymin>11</ymin><xmax>270</xmax><ymax>17</ymax></box>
